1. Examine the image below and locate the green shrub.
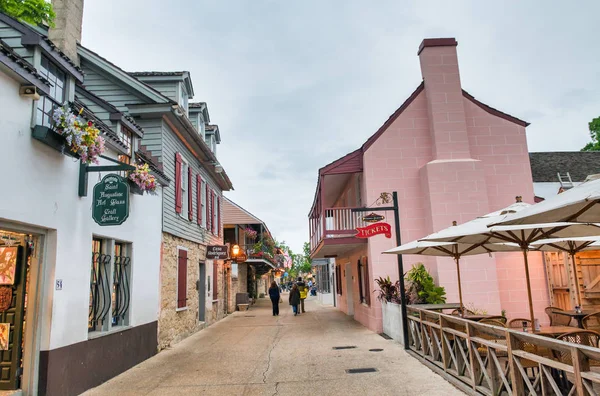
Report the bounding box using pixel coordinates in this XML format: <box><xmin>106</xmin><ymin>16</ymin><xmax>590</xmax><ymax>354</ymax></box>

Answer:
<box><xmin>406</xmin><ymin>263</ymin><xmax>446</xmax><ymax>304</ymax></box>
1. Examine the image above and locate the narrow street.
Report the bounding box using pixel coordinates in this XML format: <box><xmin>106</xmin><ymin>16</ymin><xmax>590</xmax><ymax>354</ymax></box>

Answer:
<box><xmin>84</xmin><ymin>297</ymin><xmax>464</xmax><ymax>396</ymax></box>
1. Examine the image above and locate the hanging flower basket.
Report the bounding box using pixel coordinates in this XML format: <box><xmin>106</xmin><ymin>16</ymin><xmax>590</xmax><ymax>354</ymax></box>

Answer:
<box><xmin>128</xmin><ymin>163</ymin><xmax>157</xmax><ymax>195</ymax></box>
<box><xmin>244</xmin><ymin>228</ymin><xmax>258</xmax><ymax>240</ymax></box>
<box><xmin>43</xmin><ymin>104</ymin><xmax>106</xmax><ymax>164</ymax></box>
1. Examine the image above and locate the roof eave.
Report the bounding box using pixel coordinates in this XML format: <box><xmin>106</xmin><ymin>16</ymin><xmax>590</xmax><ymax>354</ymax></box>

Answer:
<box><xmin>0</xmin><ymin>53</ymin><xmax>50</xmax><ymax>95</ymax></box>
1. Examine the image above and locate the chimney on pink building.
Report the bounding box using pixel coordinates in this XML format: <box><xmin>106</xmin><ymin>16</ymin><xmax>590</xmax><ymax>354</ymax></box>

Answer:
<box><xmin>418</xmin><ymin>38</ymin><xmax>471</xmax><ymax>160</ymax></box>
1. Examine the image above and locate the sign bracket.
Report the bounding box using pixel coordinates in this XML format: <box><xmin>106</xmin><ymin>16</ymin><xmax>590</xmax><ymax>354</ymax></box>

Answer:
<box><xmin>79</xmin><ymin>155</ymin><xmax>136</xmax><ymax>197</ymax></box>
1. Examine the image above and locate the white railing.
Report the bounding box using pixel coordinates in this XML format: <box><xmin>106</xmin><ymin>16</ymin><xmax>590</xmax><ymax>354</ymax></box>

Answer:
<box><xmin>309</xmin><ymin>207</ymin><xmax>368</xmax><ymax>254</ymax></box>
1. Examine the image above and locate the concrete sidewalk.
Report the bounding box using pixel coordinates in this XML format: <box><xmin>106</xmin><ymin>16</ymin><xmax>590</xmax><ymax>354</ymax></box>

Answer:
<box><xmin>84</xmin><ymin>296</ymin><xmax>464</xmax><ymax>396</ymax></box>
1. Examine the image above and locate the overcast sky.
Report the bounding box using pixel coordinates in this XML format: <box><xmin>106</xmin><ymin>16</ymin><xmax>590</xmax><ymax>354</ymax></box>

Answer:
<box><xmin>82</xmin><ymin>1</ymin><xmax>600</xmax><ymax>253</ymax></box>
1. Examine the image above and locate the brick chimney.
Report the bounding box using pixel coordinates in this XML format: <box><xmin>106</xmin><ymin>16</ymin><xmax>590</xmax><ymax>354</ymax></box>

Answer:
<box><xmin>418</xmin><ymin>38</ymin><xmax>470</xmax><ymax>160</ymax></box>
<box><xmin>48</xmin><ymin>0</ymin><xmax>84</xmax><ymax>65</ymax></box>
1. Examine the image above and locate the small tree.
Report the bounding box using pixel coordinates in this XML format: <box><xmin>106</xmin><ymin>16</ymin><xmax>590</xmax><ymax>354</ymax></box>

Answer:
<box><xmin>0</xmin><ymin>0</ymin><xmax>55</xmax><ymax>27</ymax></box>
<box><xmin>581</xmin><ymin>116</ymin><xmax>600</xmax><ymax>151</ymax></box>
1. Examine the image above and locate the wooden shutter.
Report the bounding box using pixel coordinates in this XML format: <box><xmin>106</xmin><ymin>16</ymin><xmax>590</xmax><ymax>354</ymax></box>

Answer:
<box><xmin>177</xmin><ymin>249</ymin><xmax>188</xmax><ymax>308</ymax></box>
<box><xmin>336</xmin><ymin>265</ymin><xmax>342</xmax><ymax>296</ymax></box>
<box><xmin>364</xmin><ymin>257</ymin><xmax>370</xmax><ymax>306</ymax></box>
<box><xmin>211</xmin><ymin>190</ymin><xmax>215</xmax><ymax>234</ymax></box>
<box><xmin>357</xmin><ymin>259</ymin><xmax>364</xmax><ymax>302</ymax></box>
<box><xmin>206</xmin><ymin>183</ymin><xmax>211</xmax><ymax>231</ymax></box>
<box><xmin>216</xmin><ymin>196</ymin><xmax>221</xmax><ymax>237</ymax></box>
<box><xmin>188</xmin><ymin>167</ymin><xmax>193</xmax><ymax>221</ymax></box>
<box><xmin>196</xmin><ymin>175</ymin><xmax>202</xmax><ymax>225</ymax></box>
<box><xmin>213</xmin><ymin>261</ymin><xmax>218</xmax><ymax>299</ymax></box>
<box><xmin>175</xmin><ymin>153</ymin><xmax>182</xmax><ymax>213</ymax></box>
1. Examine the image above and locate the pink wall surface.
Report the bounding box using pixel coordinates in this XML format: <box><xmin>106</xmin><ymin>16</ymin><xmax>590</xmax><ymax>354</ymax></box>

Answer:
<box><xmin>353</xmin><ymin>38</ymin><xmax>550</xmax><ymax>332</ymax></box>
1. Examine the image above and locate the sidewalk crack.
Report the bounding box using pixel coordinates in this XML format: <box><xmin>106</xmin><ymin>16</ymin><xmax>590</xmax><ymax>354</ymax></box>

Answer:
<box><xmin>271</xmin><ymin>382</ymin><xmax>280</xmax><ymax>396</ymax></box>
<box><xmin>262</xmin><ymin>324</ymin><xmax>282</xmax><ymax>384</ymax></box>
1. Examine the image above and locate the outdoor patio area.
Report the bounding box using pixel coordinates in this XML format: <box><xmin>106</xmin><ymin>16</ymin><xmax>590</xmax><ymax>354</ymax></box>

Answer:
<box><xmin>385</xmin><ymin>177</ymin><xmax>600</xmax><ymax>395</ymax></box>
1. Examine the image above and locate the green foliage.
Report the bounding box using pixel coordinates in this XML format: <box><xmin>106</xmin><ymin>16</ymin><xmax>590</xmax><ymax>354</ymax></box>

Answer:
<box><xmin>406</xmin><ymin>263</ymin><xmax>446</xmax><ymax>304</ymax></box>
<box><xmin>0</xmin><ymin>0</ymin><xmax>55</xmax><ymax>27</ymax></box>
<box><xmin>374</xmin><ymin>276</ymin><xmax>401</xmax><ymax>304</ymax></box>
<box><xmin>581</xmin><ymin>116</ymin><xmax>600</xmax><ymax>151</ymax></box>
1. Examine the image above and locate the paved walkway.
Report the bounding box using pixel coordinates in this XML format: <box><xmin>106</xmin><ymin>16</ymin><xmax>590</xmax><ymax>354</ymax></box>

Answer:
<box><xmin>84</xmin><ymin>296</ymin><xmax>464</xmax><ymax>396</ymax></box>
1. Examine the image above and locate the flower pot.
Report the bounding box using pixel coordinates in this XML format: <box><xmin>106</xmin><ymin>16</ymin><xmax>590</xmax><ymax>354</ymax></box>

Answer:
<box><xmin>237</xmin><ymin>304</ymin><xmax>249</xmax><ymax>312</ymax></box>
<box><xmin>31</xmin><ymin>126</ymin><xmax>79</xmax><ymax>159</ymax></box>
<box><xmin>128</xmin><ymin>180</ymin><xmax>144</xmax><ymax>195</ymax></box>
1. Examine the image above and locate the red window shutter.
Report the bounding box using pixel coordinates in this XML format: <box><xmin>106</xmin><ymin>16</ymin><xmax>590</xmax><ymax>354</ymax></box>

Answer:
<box><xmin>216</xmin><ymin>196</ymin><xmax>221</xmax><ymax>237</ymax></box>
<box><xmin>213</xmin><ymin>261</ymin><xmax>218</xmax><ymax>299</ymax></box>
<box><xmin>196</xmin><ymin>175</ymin><xmax>202</xmax><ymax>225</ymax></box>
<box><xmin>188</xmin><ymin>167</ymin><xmax>193</xmax><ymax>221</ymax></box>
<box><xmin>177</xmin><ymin>249</ymin><xmax>188</xmax><ymax>308</ymax></box>
<box><xmin>174</xmin><ymin>153</ymin><xmax>182</xmax><ymax>214</ymax></box>
<box><xmin>206</xmin><ymin>184</ymin><xmax>211</xmax><ymax>231</ymax></box>
<box><xmin>211</xmin><ymin>191</ymin><xmax>215</xmax><ymax>234</ymax></box>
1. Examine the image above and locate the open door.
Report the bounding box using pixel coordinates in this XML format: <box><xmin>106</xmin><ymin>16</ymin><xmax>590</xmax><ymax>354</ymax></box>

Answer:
<box><xmin>198</xmin><ymin>261</ymin><xmax>206</xmax><ymax>322</ymax></box>
<box><xmin>0</xmin><ymin>245</ymin><xmax>28</xmax><ymax>390</ymax></box>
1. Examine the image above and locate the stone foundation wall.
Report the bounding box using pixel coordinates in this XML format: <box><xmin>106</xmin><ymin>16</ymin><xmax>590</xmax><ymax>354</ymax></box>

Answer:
<box><xmin>159</xmin><ymin>233</ymin><xmax>227</xmax><ymax>350</ymax></box>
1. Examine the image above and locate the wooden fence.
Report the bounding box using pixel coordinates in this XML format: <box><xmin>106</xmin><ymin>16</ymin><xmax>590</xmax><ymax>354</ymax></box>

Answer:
<box><xmin>406</xmin><ymin>306</ymin><xmax>600</xmax><ymax>395</ymax></box>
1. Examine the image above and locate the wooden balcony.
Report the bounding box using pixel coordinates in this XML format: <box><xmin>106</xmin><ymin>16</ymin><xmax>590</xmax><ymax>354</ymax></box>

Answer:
<box><xmin>309</xmin><ymin>207</ymin><xmax>368</xmax><ymax>258</ymax></box>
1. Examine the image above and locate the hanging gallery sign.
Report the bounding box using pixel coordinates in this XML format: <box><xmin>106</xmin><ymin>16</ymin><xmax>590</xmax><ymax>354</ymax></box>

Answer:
<box><xmin>355</xmin><ymin>222</ymin><xmax>392</xmax><ymax>239</ymax></box>
<box><xmin>92</xmin><ymin>174</ymin><xmax>130</xmax><ymax>226</ymax></box>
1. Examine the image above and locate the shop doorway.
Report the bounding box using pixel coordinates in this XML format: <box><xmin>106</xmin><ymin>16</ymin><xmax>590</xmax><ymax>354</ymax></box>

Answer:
<box><xmin>198</xmin><ymin>261</ymin><xmax>206</xmax><ymax>322</ymax></box>
<box><xmin>0</xmin><ymin>230</ymin><xmax>33</xmax><ymax>390</ymax></box>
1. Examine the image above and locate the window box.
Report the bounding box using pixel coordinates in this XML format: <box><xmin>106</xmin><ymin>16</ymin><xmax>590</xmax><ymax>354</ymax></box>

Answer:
<box><xmin>31</xmin><ymin>125</ymin><xmax>79</xmax><ymax>159</ymax></box>
<box><xmin>128</xmin><ymin>179</ymin><xmax>144</xmax><ymax>196</ymax></box>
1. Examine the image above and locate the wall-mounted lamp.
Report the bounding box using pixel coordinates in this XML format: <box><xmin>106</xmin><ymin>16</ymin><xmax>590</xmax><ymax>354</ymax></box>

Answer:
<box><xmin>232</xmin><ymin>244</ymin><xmax>240</xmax><ymax>257</ymax></box>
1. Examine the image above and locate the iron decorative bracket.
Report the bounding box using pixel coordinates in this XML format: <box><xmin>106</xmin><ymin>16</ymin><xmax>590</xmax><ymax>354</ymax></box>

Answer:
<box><xmin>78</xmin><ymin>155</ymin><xmax>136</xmax><ymax>197</ymax></box>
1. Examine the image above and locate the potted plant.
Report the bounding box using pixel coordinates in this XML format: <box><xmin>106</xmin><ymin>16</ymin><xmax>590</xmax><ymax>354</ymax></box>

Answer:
<box><xmin>127</xmin><ymin>163</ymin><xmax>157</xmax><ymax>195</ymax></box>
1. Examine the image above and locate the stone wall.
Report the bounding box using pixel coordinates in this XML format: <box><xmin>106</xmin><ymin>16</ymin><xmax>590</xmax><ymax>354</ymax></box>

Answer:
<box><xmin>159</xmin><ymin>233</ymin><xmax>227</xmax><ymax>350</ymax></box>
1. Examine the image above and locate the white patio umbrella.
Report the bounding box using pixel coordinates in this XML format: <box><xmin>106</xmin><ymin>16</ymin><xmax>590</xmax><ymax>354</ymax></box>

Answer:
<box><xmin>383</xmin><ymin>239</ymin><xmax>523</xmax><ymax>314</ymax></box>
<box><xmin>423</xmin><ymin>212</ymin><xmax>600</xmax><ymax>325</ymax></box>
<box><xmin>530</xmin><ymin>237</ymin><xmax>600</xmax><ymax>307</ymax></box>
<box><xmin>493</xmin><ymin>177</ymin><xmax>600</xmax><ymax>226</ymax></box>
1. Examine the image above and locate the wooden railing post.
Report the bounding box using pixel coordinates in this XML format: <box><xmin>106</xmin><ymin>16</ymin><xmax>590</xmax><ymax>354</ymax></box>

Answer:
<box><xmin>571</xmin><ymin>346</ymin><xmax>589</xmax><ymax>396</ymax></box>
<box><xmin>440</xmin><ymin>315</ymin><xmax>449</xmax><ymax>373</ymax></box>
<box><xmin>465</xmin><ymin>322</ymin><xmax>478</xmax><ymax>391</ymax></box>
<box><xmin>420</xmin><ymin>310</ymin><xmax>426</xmax><ymax>357</ymax></box>
<box><xmin>507</xmin><ymin>331</ymin><xmax>524</xmax><ymax>396</ymax></box>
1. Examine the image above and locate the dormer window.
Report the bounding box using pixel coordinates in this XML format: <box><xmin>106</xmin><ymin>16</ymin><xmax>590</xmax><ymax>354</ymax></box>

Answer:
<box><xmin>36</xmin><ymin>56</ymin><xmax>66</xmax><ymax>127</ymax></box>
<box><xmin>179</xmin><ymin>84</ymin><xmax>188</xmax><ymax>115</ymax></box>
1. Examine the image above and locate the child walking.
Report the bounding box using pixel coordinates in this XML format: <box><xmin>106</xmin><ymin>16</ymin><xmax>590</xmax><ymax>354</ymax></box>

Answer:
<box><xmin>289</xmin><ymin>283</ymin><xmax>301</xmax><ymax>316</ymax></box>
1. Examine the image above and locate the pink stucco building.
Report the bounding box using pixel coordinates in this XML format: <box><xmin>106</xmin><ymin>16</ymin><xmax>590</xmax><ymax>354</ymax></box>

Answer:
<box><xmin>308</xmin><ymin>38</ymin><xmax>550</xmax><ymax>333</ymax></box>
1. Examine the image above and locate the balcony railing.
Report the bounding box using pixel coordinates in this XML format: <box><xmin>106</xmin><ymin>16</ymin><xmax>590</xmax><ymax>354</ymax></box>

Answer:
<box><xmin>309</xmin><ymin>207</ymin><xmax>368</xmax><ymax>253</ymax></box>
<box><xmin>407</xmin><ymin>306</ymin><xmax>600</xmax><ymax>395</ymax></box>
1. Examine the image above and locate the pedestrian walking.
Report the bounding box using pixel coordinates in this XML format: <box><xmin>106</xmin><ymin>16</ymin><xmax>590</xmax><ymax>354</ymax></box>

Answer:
<box><xmin>297</xmin><ymin>277</ymin><xmax>308</xmax><ymax>313</ymax></box>
<box><xmin>268</xmin><ymin>281</ymin><xmax>281</xmax><ymax>316</ymax></box>
<box><xmin>289</xmin><ymin>284</ymin><xmax>301</xmax><ymax>316</ymax></box>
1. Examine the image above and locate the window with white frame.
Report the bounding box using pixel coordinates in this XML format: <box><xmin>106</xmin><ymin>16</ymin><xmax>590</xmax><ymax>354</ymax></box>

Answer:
<box><xmin>180</xmin><ymin>158</ymin><xmax>188</xmax><ymax>219</ymax></box>
<box><xmin>89</xmin><ymin>238</ymin><xmax>132</xmax><ymax>333</ymax></box>
<box><xmin>201</xmin><ymin>180</ymin><xmax>207</xmax><ymax>228</ymax></box>
<box><xmin>36</xmin><ymin>55</ymin><xmax>66</xmax><ymax>127</ymax></box>
<box><xmin>179</xmin><ymin>84</ymin><xmax>188</xmax><ymax>115</ymax></box>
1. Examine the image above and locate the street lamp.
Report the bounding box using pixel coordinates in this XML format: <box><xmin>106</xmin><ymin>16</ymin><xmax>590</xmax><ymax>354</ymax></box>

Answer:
<box><xmin>231</xmin><ymin>244</ymin><xmax>240</xmax><ymax>258</ymax></box>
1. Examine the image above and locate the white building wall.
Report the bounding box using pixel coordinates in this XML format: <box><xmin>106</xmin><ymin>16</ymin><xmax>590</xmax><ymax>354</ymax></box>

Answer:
<box><xmin>0</xmin><ymin>72</ymin><xmax>162</xmax><ymax>350</ymax></box>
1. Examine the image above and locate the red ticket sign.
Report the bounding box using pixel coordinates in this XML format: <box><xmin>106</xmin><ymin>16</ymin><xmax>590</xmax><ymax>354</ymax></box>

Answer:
<box><xmin>355</xmin><ymin>222</ymin><xmax>392</xmax><ymax>239</ymax></box>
